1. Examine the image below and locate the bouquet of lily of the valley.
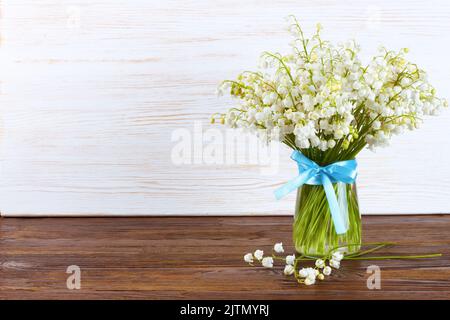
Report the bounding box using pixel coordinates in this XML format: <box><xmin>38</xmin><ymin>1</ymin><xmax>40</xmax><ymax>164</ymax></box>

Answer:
<box><xmin>213</xmin><ymin>16</ymin><xmax>447</xmax><ymax>260</ymax></box>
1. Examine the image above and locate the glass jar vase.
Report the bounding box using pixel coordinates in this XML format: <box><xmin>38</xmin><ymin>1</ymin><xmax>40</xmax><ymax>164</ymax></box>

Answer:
<box><xmin>292</xmin><ymin>182</ymin><xmax>361</xmax><ymax>256</ymax></box>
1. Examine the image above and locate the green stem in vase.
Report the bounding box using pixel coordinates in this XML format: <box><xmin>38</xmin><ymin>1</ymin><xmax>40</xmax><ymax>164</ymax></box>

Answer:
<box><xmin>293</xmin><ymin>182</ymin><xmax>361</xmax><ymax>256</ymax></box>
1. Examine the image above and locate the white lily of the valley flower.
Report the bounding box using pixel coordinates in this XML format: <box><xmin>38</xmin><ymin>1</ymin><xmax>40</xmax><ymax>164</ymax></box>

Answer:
<box><xmin>286</xmin><ymin>254</ymin><xmax>295</xmax><ymax>266</ymax></box>
<box><xmin>301</xmin><ymin>267</ymin><xmax>318</xmax><ymax>279</ymax></box>
<box><xmin>274</xmin><ymin>242</ymin><xmax>284</xmax><ymax>253</ymax></box>
<box><xmin>323</xmin><ymin>266</ymin><xmax>332</xmax><ymax>276</ymax></box>
<box><xmin>261</xmin><ymin>257</ymin><xmax>274</xmax><ymax>268</ymax></box>
<box><xmin>317</xmin><ymin>273</ymin><xmax>325</xmax><ymax>281</ymax></box>
<box><xmin>216</xmin><ymin>16</ymin><xmax>447</xmax><ymax>152</ymax></box>
<box><xmin>315</xmin><ymin>259</ymin><xmax>325</xmax><ymax>268</ymax></box>
<box><xmin>332</xmin><ymin>251</ymin><xmax>344</xmax><ymax>261</ymax></box>
<box><xmin>329</xmin><ymin>259</ymin><xmax>341</xmax><ymax>269</ymax></box>
<box><xmin>304</xmin><ymin>276</ymin><xmax>316</xmax><ymax>286</ymax></box>
<box><xmin>244</xmin><ymin>253</ymin><xmax>253</xmax><ymax>263</ymax></box>
<box><xmin>298</xmin><ymin>268</ymin><xmax>309</xmax><ymax>278</ymax></box>
<box><xmin>284</xmin><ymin>264</ymin><xmax>295</xmax><ymax>275</ymax></box>
<box><xmin>254</xmin><ymin>250</ymin><xmax>264</xmax><ymax>261</ymax></box>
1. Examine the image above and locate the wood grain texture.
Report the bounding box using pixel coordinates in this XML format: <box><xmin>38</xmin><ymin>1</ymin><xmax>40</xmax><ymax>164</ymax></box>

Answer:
<box><xmin>0</xmin><ymin>1</ymin><xmax>450</xmax><ymax>216</ymax></box>
<box><xmin>0</xmin><ymin>215</ymin><xmax>449</xmax><ymax>299</ymax></box>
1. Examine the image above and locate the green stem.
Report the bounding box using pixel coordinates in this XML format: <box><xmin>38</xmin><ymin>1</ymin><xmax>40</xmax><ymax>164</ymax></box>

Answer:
<box><xmin>273</xmin><ymin>242</ymin><xmax>440</xmax><ymax>263</ymax></box>
<box><xmin>293</xmin><ymin>183</ymin><xmax>361</xmax><ymax>256</ymax></box>
<box><xmin>345</xmin><ymin>243</ymin><xmax>390</xmax><ymax>258</ymax></box>
<box><xmin>344</xmin><ymin>254</ymin><xmax>442</xmax><ymax>260</ymax></box>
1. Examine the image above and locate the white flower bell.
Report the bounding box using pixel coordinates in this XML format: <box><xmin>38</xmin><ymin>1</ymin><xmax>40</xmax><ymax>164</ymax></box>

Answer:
<box><xmin>298</xmin><ymin>268</ymin><xmax>309</xmax><ymax>278</ymax></box>
<box><xmin>315</xmin><ymin>259</ymin><xmax>325</xmax><ymax>268</ymax></box>
<box><xmin>330</xmin><ymin>259</ymin><xmax>341</xmax><ymax>269</ymax></box>
<box><xmin>304</xmin><ymin>276</ymin><xmax>316</xmax><ymax>286</ymax></box>
<box><xmin>243</xmin><ymin>253</ymin><xmax>253</xmax><ymax>263</ymax></box>
<box><xmin>274</xmin><ymin>242</ymin><xmax>284</xmax><ymax>253</ymax></box>
<box><xmin>261</xmin><ymin>257</ymin><xmax>274</xmax><ymax>268</ymax></box>
<box><xmin>284</xmin><ymin>265</ymin><xmax>295</xmax><ymax>275</ymax></box>
<box><xmin>323</xmin><ymin>266</ymin><xmax>332</xmax><ymax>276</ymax></box>
<box><xmin>285</xmin><ymin>254</ymin><xmax>295</xmax><ymax>266</ymax></box>
<box><xmin>254</xmin><ymin>250</ymin><xmax>264</xmax><ymax>261</ymax></box>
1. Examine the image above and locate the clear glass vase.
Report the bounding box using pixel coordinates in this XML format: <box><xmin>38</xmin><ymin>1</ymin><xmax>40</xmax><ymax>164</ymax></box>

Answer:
<box><xmin>293</xmin><ymin>182</ymin><xmax>361</xmax><ymax>256</ymax></box>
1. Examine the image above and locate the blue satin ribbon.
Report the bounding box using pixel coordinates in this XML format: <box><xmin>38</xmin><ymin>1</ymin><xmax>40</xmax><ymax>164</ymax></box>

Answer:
<box><xmin>274</xmin><ymin>150</ymin><xmax>357</xmax><ymax>234</ymax></box>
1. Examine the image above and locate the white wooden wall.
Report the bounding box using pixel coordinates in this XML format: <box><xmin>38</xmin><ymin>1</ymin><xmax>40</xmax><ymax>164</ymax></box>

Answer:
<box><xmin>0</xmin><ymin>0</ymin><xmax>449</xmax><ymax>216</ymax></box>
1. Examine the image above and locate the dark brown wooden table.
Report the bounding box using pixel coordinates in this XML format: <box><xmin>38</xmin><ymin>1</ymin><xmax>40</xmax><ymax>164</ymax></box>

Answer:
<box><xmin>0</xmin><ymin>215</ymin><xmax>449</xmax><ymax>299</ymax></box>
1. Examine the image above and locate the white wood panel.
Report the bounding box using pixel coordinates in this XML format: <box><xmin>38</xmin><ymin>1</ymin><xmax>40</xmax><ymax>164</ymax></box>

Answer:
<box><xmin>0</xmin><ymin>0</ymin><xmax>449</xmax><ymax>216</ymax></box>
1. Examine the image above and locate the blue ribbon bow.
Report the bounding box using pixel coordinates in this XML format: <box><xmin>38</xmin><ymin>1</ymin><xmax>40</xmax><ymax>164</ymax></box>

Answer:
<box><xmin>274</xmin><ymin>150</ymin><xmax>357</xmax><ymax>234</ymax></box>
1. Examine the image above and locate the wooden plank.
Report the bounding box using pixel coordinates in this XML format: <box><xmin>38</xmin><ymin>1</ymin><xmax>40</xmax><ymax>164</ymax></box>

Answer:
<box><xmin>1</xmin><ymin>215</ymin><xmax>449</xmax><ymax>299</ymax></box>
<box><xmin>0</xmin><ymin>0</ymin><xmax>450</xmax><ymax>216</ymax></box>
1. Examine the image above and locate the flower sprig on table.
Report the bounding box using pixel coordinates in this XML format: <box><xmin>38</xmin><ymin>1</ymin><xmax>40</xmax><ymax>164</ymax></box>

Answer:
<box><xmin>244</xmin><ymin>242</ymin><xmax>343</xmax><ymax>285</ymax></box>
<box><xmin>213</xmin><ymin>16</ymin><xmax>447</xmax><ymax>164</ymax></box>
<box><xmin>244</xmin><ymin>242</ymin><xmax>441</xmax><ymax>286</ymax></box>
